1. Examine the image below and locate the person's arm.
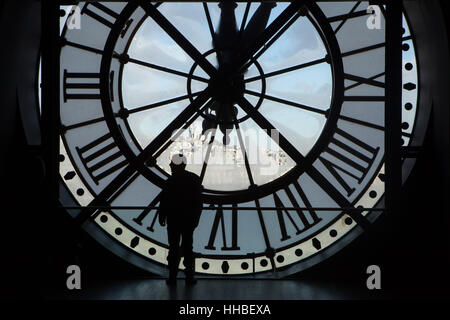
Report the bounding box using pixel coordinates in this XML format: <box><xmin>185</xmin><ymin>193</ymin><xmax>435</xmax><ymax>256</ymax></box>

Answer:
<box><xmin>158</xmin><ymin>185</ymin><xmax>168</xmax><ymax>227</ymax></box>
<box><xmin>192</xmin><ymin>179</ymin><xmax>203</xmax><ymax>229</ymax></box>
<box><xmin>158</xmin><ymin>209</ymin><xmax>166</xmax><ymax>227</ymax></box>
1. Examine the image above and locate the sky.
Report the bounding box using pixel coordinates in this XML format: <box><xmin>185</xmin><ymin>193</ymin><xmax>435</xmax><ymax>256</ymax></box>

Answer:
<box><xmin>58</xmin><ymin>2</ymin><xmax>418</xmax><ymax>191</ymax></box>
<box><xmin>122</xmin><ymin>2</ymin><xmax>331</xmax><ymax>157</ymax></box>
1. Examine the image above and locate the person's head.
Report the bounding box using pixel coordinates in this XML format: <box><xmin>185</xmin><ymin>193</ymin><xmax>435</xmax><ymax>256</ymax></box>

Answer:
<box><xmin>169</xmin><ymin>153</ymin><xmax>187</xmax><ymax>175</ymax></box>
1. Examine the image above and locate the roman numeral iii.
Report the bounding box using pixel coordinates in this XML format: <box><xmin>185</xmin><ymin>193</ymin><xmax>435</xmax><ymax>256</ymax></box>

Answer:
<box><xmin>63</xmin><ymin>70</ymin><xmax>101</xmax><ymax>102</ymax></box>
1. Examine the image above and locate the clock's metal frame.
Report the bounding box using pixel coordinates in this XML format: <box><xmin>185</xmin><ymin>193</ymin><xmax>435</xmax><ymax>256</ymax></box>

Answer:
<box><xmin>95</xmin><ymin>1</ymin><xmax>345</xmax><ymax>206</ymax></box>
<box><xmin>50</xmin><ymin>1</ymin><xmax>428</xmax><ymax>278</ymax></box>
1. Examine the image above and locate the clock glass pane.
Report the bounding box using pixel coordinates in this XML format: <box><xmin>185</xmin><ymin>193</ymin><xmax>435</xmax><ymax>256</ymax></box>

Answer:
<box><xmin>57</xmin><ymin>1</ymin><xmax>422</xmax><ymax>277</ymax></box>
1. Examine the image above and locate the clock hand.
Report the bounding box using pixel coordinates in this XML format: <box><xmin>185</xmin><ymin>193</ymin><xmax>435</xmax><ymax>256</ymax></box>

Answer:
<box><xmin>205</xmin><ymin>2</ymin><xmax>303</xmax><ymax>143</ymax></box>
<box><xmin>239</xmin><ymin>2</ymin><xmax>276</xmax><ymax>51</ymax></box>
<box><xmin>138</xmin><ymin>91</ymin><xmax>212</xmax><ymax>162</ymax></box>
<box><xmin>152</xmin><ymin>101</ymin><xmax>214</xmax><ymax>160</ymax></box>
<box><xmin>238</xmin><ymin>2</ymin><xmax>252</xmax><ymax>38</ymax></box>
<box><xmin>235</xmin><ymin>95</ymin><xmax>305</xmax><ymax>165</ymax></box>
<box><xmin>142</xmin><ymin>1</ymin><xmax>302</xmax><ymax>149</ymax></box>
<box><xmin>139</xmin><ymin>1</ymin><xmax>217</xmax><ymax>78</ymax></box>
<box><xmin>215</xmin><ymin>1</ymin><xmax>239</xmax><ymax>67</ymax></box>
<box><xmin>202</xmin><ymin>2</ymin><xmax>240</xmax><ymax>143</ymax></box>
<box><xmin>230</xmin><ymin>1</ymin><xmax>305</xmax><ymax>76</ymax></box>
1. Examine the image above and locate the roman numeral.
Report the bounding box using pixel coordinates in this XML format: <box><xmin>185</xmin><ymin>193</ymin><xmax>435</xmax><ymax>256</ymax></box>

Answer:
<box><xmin>76</xmin><ymin>133</ymin><xmax>127</xmax><ymax>185</ymax></box>
<box><xmin>63</xmin><ymin>69</ymin><xmax>100</xmax><ymax>102</ymax></box>
<box><xmin>318</xmin><ymin>127</ymin><xmax>380</xmax><ymax>196</ymax></box>
<box><xmin>205</xmin><ymin>205</ymin><xmax>239</xmax><ymax>251</ymax></box>
<box><xmin>81</xmin><ymin>2</ymin><xmax>120</xmax><ymax>29</ymax></box>
<box><xmin>274</xmin><ymin>182</ymin><xmax>322</xmax><ymax>242</ymax></box>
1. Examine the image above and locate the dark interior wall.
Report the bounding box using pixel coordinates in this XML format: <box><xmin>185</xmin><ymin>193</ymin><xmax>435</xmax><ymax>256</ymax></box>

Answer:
<box><xmin>0</xmin><ymin>0</ymin><xmax>448</xmax><ymax>299</ymax></box>
<box><xmin>0</xmin><ymin>1</ymin><xmax>161</xmax><ymax>299</ymax></box>
<box><xmin>0</xmin><ymin>0</ymin><xmax>45</xmax><ymax>299</ymax></box>
<box><xmin>429</xmin><ymin>0</ymin><xmax>450</xmax><ymax>251</ymax></box>
<box><xmin>0</xmin><ymin>1</ymin><xmax>21</xmax><ymax>178</ymax></box>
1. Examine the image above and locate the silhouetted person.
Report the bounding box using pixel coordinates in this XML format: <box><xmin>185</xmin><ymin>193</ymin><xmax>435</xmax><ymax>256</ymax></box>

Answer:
<box><xmin>158</xmin><ymin>154</ymin><xmax>202</xmax><ymax>286</ymax></box>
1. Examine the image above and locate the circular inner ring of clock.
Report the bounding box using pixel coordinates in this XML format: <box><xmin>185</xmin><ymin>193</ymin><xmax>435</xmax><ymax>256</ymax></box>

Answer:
<box><xmin>104</xmin><ymin>2</ymin><xmax>344</xmax><ymax>202</ymax></box>
<box><xmin>59</xmin><ymin>1</ymin><xmax>421</xmax><ymax>277</ymax></box>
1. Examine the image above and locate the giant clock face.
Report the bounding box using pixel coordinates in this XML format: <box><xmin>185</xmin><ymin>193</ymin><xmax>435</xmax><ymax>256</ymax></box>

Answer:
<box><xmin>59</xmin><ymin>1</ymin><xmax>422</xmax><ymax>277</ymax></box>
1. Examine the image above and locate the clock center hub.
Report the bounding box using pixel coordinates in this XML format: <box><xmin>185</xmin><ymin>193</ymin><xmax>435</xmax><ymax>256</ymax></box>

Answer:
<box><xmin>210</xmin><ymin>72</ymin><xmax>245</xmax><ymax>104</ymax></box>
<box><xmin>186</xmin><ymin>49</ymin><xmax>266</xmax><ymax>126</ymax></box>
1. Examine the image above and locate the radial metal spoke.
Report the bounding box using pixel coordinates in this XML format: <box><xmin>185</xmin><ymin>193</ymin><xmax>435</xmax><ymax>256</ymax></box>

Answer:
<box><xmin>239</xmin><ymin>2</ymin><xmax>251</xmax><ymax>37</ymax></box>
<box><xmin>140</xmin><ymin>1</ymin><xmax>217</xmax><ymax>78</ymax></box>
<box><xmin>128</xmin><ymin>91</ymin><xmax>203</xmax><ymax>115</ymax></box>
<box><xmin>143</xmin><ymin>92</ymin><xmax>211</xmax><ymax>160</ymax></box>
<box><xmin>235</xmin><ymin>95</ymin><xmax>305</xmax><ymax>166</ymax></box>
<box><xmin>333</xmin><ymin>1</ymin><xmax>361</xmax><ymax>34</ymax></box>
<box><xmin>152</xmin><ymin>100</ymin><xmax>213</xmax><ymax>159</ymax></box>
<box><xmin>108</xmin><ymin>172</ymin><xmax>141</xmax><ymax>205</ymax></box>
<box><xmin>64</xmin><ymin>93</ymin><xmax>202</xmax><ymax>130</ymax></box>
<box><xmin>242</xmin><ymin>12</ymin><xmax>301</xmax><ymax>72</ymax></box>
<box><xmin>234</xmin><ymin>119</ymin><xmax>255</xmax><ymax>186</ymax></box>
<box><xmin>237</xmin><ymin>96</ymin><xmax>371</xmax><ymax>230</ymax></box>
<box><xmin>244</xmin><ymin>57</ymin><xmax>327</xmax><ymax>83</ymax></box>
<box><xmin>342</xmin><ymin>36</ymin><xmax>412</xmax><ymax>58</ymax></box>
<box><xmin>235</xmin><ymin>100</ymin><xmax>371</xmax><ymax>230</ymax></box>
<box><xmin>232</xmin><ymin>1</ymin><xmax>304</xmax><ymax>74</ymax></box>
<box><xmin>244</xmin><ymin>89</ymin><xmax>327</xmax><ymax>116</ymax></box>
<box><xmin>244</xmin><ymin>36</ymin><xmax>411</xmax><ymax>84</ymax></box>
<box><xmin>339</xmin><ymin>115</ymin><xmax>385</xmax><ymax>132</ymax></box>
<box><xmin>199</xmin><ymin>124</ymin><xmax>218</xmax><ymax>183</ymax></box>
<box><xmin>63</xmin><ymin>116</ymin><xmax>106</xmax><ymax>131</ymax></box>
<box><xmin>127</xmin><ymin>56</ymin><xmax>209</xmax><ymax>83</ymax></box>
<box><xmin>203</xmin><ymin>3</ymin><xmax>217</xmax><ymax>46</ymax></box>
